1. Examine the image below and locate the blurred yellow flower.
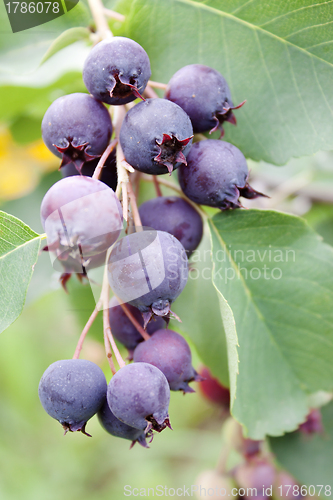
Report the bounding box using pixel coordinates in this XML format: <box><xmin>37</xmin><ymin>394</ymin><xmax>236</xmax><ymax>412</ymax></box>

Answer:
<box><xmin>0</xmin><ymin>128</ymin><xmax>58</xmax><ymax>201</ymax></box>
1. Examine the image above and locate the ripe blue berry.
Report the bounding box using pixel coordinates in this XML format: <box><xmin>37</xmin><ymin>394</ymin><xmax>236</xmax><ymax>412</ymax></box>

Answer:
<box><xmin>107</xmin><ymin>362</ymin><xmax>171</xmax><ymax>433</ymax></box>
<box><xmin>83</xmin><ymin>37</ymin><xmax>151</xmax><ymax>105</ymax></box>
<box><xmin>119</xmin><ymin>98</ymin><xmax>193</xmax><ymax>175</ymax></box>
<box><xmin>107</xmin><ymin>230</ymin><xmax>188</xmax><ymax>325</ymax></box>
<box><xmin>109</xmin><ymin>296</ymin><xmax>165</xmax><ymax>356</ymax></box>
<box><xmin>165</xmin><ymin>64</ymin><xmax>245</xmax><ymax>136</ymax></box>
<box><xmin>40</xmin><ymin>176</ymin><xmax>123</xmax><ymax>267</ymax></box>
<box><xmin>98</xmin><ymin>399</ymin><xmax>148</xmax><ymax>448</ymax></box>
<box><xmin>61</xmin><ymin>149</ymin><xmax>117</xmax><ymax>192</ymax></box>
<box><xmin>178</xmin><ymin>140</ymin><xmax>266</xmax><ymax>210</ymax></box>
<box><xmin>133</xmin><ymin>329</ymin><xmax>200</xmax><ymax>393</ymax></box>
<box><xmin>38</xmin><ymin>359</ymin><xmax>107</xmax><ymax>435</ymax></box>
<box><xmin>139</xmin><ymin>196</ymin><xmax>203</xmax><ymax>257</ymax></box>
<box><xmin>41</xmin><ymin>93</ymin><xmax>112</xmax><ymax>170</ymax></box>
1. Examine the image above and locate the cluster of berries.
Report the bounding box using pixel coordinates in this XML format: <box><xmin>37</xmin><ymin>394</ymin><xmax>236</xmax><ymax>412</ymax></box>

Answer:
<box><xmin>38</xmin><ymin>35</ymin><xmax>264</xmax><ymax>447</ymax></box>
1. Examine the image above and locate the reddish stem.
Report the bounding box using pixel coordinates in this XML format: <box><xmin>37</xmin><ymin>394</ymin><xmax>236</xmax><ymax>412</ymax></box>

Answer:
<box><xmin>92</xmin><ymin>139</ymin><xmax>118</xmax><ymax>181</ymax></box>
<box><xmin>153</xmin><ymin>176</ymin><xmax>163</xmax><ymax>197</ymax></box>
<box><xmin>103</xmin><ymin>306</ymin><xmax>126</xmax><ymax>368</ymax></box>
<box><xmin>73</xmin><ymin>305</ymin><xmax>100</xmax><ymax>359</ymax></box>
<box><xmin>116</xmin><ymin>298</ymin><xmax>150</xmax><ymax>341</ymax></box>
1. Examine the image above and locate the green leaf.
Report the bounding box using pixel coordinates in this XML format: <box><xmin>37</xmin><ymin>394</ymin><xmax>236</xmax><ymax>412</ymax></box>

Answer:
<box><xmin>40</xmin><ymin>27</ymin><xmax>91</xmax><ymax>65</ymax></box>
<box><xmin>171</xmin><ymin>227</ymin><xmax>231</xmax><ymax>388</ymax></box>
<box><xmin>0</xmin><ymin>211</ymin><xmax>41</xmax><ymax>334</ymax></box>
<box><xmin>269</xmin><ymin>401</ymin><xmax>333</xmax><ymax>493</ymax></box>
<box><xmin>209</xmin><ymin>209</ymin><xmax>333</xmax><ymax>439</ymax></box>
<box><xmin>0</xmin><ymin>0</ymin><xmax>91</xmax><ymax>85</ymax></box>
<box><xmin>115</xmin><ymin>0</ymin><xmax>333</xmax><ymax>164</ymax></box>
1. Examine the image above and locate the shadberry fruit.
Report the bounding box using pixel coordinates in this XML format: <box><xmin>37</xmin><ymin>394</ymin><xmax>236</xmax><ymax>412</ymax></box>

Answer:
<box><xmin>139</xmin><ymin>196</ymin><xmax>203</xmax><ymax>256</ymax></box>
<box><xmin>234</xmin><ymin>459</ymin><xmax>276</xmax><ymax>500</ymax></box>
<box><xmin>107</xmin><ymin>229</ymin><xmax>188</xmax><ymax>325</ymax></box>
<box><xmin>83</xmin><ymin>37</ymin><xmax>151</xmax><ymax>105</ymax></box>
<box><xmin>41</xmin><ymin>176</ymin><xmax>122</xmax><ymax>268</ymax></box>
<box><xmin>133</xmin><ymin>329</ymin><xmax>200</xmax><ymax>393</ymax></box>
<box><xmin>42</xmin><ymin>93</ymin><xmax>112</xmax><ymax>170</ymax></box>
<box><xmin>197</xmin><ymin>366</ymin><xmax>230</xmax><ymax>408</ymax></box>
<box><xmin>178</xmin><ymin>140</ymin><xmax>266</xmax><ymax>210</ymax></box>
<box><xmin>38</xmin><ymin>359</ymin><xmax>107</xmax><ymax>435</ymax></box>
<box><xmin>165</xmin><ymin>64</ymin><xmax>245</xmax><ymax>136</ymax></box>
<box><xmin>299</xmin><ymin>408</ymin><xmax>323</xmax><ymax>435</ymax></box>
<box><xmin>273</xmin><ymin>471</ymin><xmax>302</xmax><ymax>500</ymax></box>
<box><xmin>98</xmin><ymin>399</ymin><xmax>148</xmax><ymax>448</ymax></box>
<box><xmin>107</xmin><ymin>362</ymin><xmax>171</xmax><ymax>433</ymax></box>
<box><xmin>119</xmin><ymin>98</ymin><xmax>193</xmax><ymax>175</ymax></box>
<box><xmin>109</xmin><ymin>296</ymin><xmax>165</xmax><ymax>357</ymax></box>
<box><xmin>61</xmin><ymin>149</ymin><xmax>117</xmax><ymax>192</ymax></box>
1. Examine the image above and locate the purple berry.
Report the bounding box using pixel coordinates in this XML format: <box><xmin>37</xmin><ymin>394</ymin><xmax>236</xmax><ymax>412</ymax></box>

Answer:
<box><xmin>98</xmin><ymin>398</ymin><xmax>148</xmax><ymax>448</ymax></box>
<box><xmin>107</xmin><ymin>230</ymin><xmax>188</xmax><ymax>325</ymax></box>
<box><xmin>109</xmin><ymin>296</ymin><xmax>165</xmax><ymax>356</ymax></box>
<box><xmin>299</xmin><ymin>408</ymin><xmax>323</xmax><ymax>435</ymax></box>
<box><xmin>61</xmin><ymin>149</ymin><xmax>117</xmax><ymax>192</ymax></box>
<box><xmin>178</xmin><ymin>140</ymin><xmax>266</xmax><ymax>210</ymax></box>
<box><xmin>165</xmin><ymin>64</ymin><xmax>245</xmax><ymax>136</ymax></box>
<box><xmin>83</xmin><ymin>37</ymin><xmax>151</xmax><ymax>105</ymax></box>
<box><xmin>40</xmin><ymin>176</ymin><xmax>122</xmax><ymax>268</ymax></box>
<box><xmin>139</xmin><ymin>196</ymin><xmax>203</xmax><ymax>257</ymax></box>
<box><xmin>133</xmin><ymin>329</ymin><xmax>200</xmax><ymax>393</ymax></box>
<box><xmin>41</xmin><ymin>93</ymin><xmax>112</xmax><ymax>170</ymax></box>
<box><xmin>234</xmin><ymin>460</ymin><xmax>276</xmax><ymax>499</ymax></box>
<box><xmin>119</xmin><ymin>98</ymin><xmax>193</xmax><ymax>175</ymax></box>
<box><xmin>107</xmin><ymin>362</ymin><xmax>171</xmax><ymax>433</ymax></box>
<box><xmin>38</xmin><ymin>359</ymin><xmax>107</xmax><ymax>435</ymax></box>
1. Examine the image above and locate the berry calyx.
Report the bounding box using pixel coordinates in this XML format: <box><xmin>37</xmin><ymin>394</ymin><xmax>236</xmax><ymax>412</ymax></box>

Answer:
<box><xmin>82</xmin><ymin>37</ymin><xmax>151</xmax><ymax>105</ymax></box>
<box><xmin>40</xmin><ymin>176</ymin><xmax>122</xmax><ymax>273</ymax></box>
<box><xmin>41</xmin><ymin>93</ymin><xmax>112</xmax><ymax>171</ymax></box>
<box><xmin>119</xmin><ymin>98</ymin><xmax>193</xmax><ymax>175</ymax></box>
<box><xmin>107</xmin><ymin>362</ymin><xmax>171</xmax><ymax>434</ymax></box>
<box><xmin>178</xmin><ymin>140</ymin><xmax>267</xmax><ymax>210</ymax></box>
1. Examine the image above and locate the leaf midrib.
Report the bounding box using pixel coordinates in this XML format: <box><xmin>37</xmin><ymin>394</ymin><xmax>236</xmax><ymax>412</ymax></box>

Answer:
<box><xmin>174</xmin><ymin>0</ymin><xmax>333</xmax><ymax>70</ymax></box>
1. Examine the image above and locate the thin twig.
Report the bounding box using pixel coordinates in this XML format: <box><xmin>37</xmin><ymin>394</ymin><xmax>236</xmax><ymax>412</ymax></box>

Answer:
<box><xmin>92</xmin><ymin>139</ymin><xmax>118</xmax><ymax>180</ymax></box>
<box><xmin>127</xmin><ymin>178</ymin><xmax>142</xmax><ymax>227</ymax></box>
<box><xmin>103</xmin><ymin>327</ymin><xmax>116</xmax><ymax>374</ymax></box>
<box><xmin>153</xmin><ymin>176</ymin><xmax>163</xmax><ymax>197</ymax></box>
<box><xmin>101</xmin><ymin>261</ymin><xmax>126</xmax><ymax>369</ymax></box>
<box><xmin>103</xmin><ymin>307</ymin><xmax>125</xmax><ymax>368</ymax></box>
<box><xmin>102</xmin><ymin>8</ymin><xmax>125</xmax><ymax>21</ymax></box>
<box><xmin>72</xmin><ymin>302</ymin><xmax>101</xmax><ymax>359</ymax></box>
<box><xmin>141</xmin><ymin>174</ymin><xmax>208</xmax><ymax>219</ymax></box>
<box><xmin>87</xmin><ymin>0</ymin><xmax>113</xmax><ymax>39</ymax></box>
<box><xmin>148</xmin><ymin>80</ymin><xmax>168</xmax><ymax>90</ymax></box>
<box><xmin>115</xmin><ymin>296</ymin><xmax>150</xmax><ymax>341</ymax></box>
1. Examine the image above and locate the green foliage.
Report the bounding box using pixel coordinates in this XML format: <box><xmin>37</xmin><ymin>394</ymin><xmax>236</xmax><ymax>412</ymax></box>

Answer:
<box><xmin>209</xmin><ymin>210</ymin><xmax>333</xmax><ymax>438</ymax></box>
<box><xmin>0</xmin><ymin>212</ymin><xmax>41</xmax><ymax>334</ymax></box>
<box><xmin>115</xmin><ymin>0</ymin><xmax>333</xmax><ymax>164</ymax></box>
<box><xmin>39</xmin><ymin>27</ymin><xmax>91</xmax><ymax>65</ymax></box>
<box><xmin>270</xmin><ymin>401</ymin><xmax>333</xmax><ymax>492</ymax></box>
